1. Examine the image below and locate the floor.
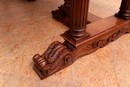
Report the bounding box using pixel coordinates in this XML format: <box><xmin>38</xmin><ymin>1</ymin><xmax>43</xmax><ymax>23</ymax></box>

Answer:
<box><xmin>0</xmin><ymin>0</ymin><xmax>130</xmax><ymax>87</ymax></box>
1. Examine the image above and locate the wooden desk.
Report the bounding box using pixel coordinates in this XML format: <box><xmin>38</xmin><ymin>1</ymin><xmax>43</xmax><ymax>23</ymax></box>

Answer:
<box><xmin>31</xmin><ymin>0</ymin><xmax>130</xmax><ymax>79</ymax></box>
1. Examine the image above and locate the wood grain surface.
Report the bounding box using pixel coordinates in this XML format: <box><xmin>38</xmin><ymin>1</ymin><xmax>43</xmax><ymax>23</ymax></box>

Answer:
<box><xmin>0</xmin><ymin>0</ymin><xmax>130</xmax><ymax>87</ymax></box>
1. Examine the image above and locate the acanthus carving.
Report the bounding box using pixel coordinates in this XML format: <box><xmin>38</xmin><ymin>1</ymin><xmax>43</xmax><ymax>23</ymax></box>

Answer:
<box><xmin>52</xmin><ymin>0</ymin><xmax>70</xmax><ymax>25</ymax></box>
<box><xmin>32</xmin><ymin>0</ymin><xmax>130</xmax><ymax>80</ymax></box>
<box><xmin>33</xmin><ymin>41</ymin><xmax>72</xmax><ymax>78</ymax></box>
<box><xmin>33</xmin><ymin>22</ymin><xmax>130</xmax><ymax>80</ymax></box>
<box><xmin>86</xmin><ymin>29</ymin><xmax>123</xmax><ymax>49</ymax></box>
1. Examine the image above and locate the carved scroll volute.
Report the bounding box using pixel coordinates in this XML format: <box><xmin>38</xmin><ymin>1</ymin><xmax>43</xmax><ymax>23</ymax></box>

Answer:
<box><xmin>116</xmin><ymin>0</ymin><xmax>130</xmax><ymax>20</ymax></box>
<box><xmin>33</xmin><ymin>41</ymin><xmax>72</xmax><ymax>77</ymax></box>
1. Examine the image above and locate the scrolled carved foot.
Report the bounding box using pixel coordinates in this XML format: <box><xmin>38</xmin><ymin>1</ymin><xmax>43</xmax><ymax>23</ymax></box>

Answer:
<box><xmin>33</xmin><ymin>41</ymin><xmax>72</xmax><ymax>79</ymax></box>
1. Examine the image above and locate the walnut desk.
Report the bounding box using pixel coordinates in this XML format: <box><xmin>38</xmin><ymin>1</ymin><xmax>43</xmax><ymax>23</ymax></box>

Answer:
<box><xmin>30</xmin><ymin>0</ymin><xmax>130</xmax><ymax>79</ymax></box>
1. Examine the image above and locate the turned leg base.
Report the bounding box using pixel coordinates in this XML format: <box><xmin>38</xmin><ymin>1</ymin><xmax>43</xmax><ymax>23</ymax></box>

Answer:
<box><xmin>115</xmin><ymin>13</ymin><xmax>130</xmax><ymax>20</ymax></box>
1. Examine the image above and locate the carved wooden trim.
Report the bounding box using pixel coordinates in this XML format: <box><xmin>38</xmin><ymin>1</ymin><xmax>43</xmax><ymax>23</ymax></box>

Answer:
<box><xmin>33</xmin><ymin>41</ymin><xmax>73</xmax><ymax>79</ymax></box>
<box><xmin>33</xmin><ymin>16</ymin><xmax>130</xmax><ymax>79</ymax></box>
<box><xmin>87</xmin><ymin>29</ymin><xmax>123</xmax><ymax>49</ymax></box>
<box><xmin>62</xmin><ymin>16</ymin><xmax>130</xmax><ymax>60</ymax></box>
<box><xmin>52</xmin><ymin>0</ymin><xmax>70</xmax><ymax>26</ymax></box>
<box><xmin>32</xmin><ymin>0</ymin><xmax>130</xmax><ymax>80</ymax></box>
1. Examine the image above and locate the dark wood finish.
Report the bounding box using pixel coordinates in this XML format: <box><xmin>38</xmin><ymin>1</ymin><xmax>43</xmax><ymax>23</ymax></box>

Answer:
<box><xmin>52</xmin><ymin>0</ymin><xmax>70</xmax><ymax>26</ymax></box>
<box><xmin>28</xmin><ymin>0</ymin><xmax>36</xmax><ymax>2</ymax></box>
<box><xmin>67</xmin><ymin>0</ymin><xmax>90</xmax><ymax>37</ymax></box>
<box><xmin>52</xmin><ymin>0</ymin><xmax>101</xmax><ymax>26</ymax></box>
<box><xmin>33</xmin><ymin>0</ymin><xmax>130</xmax><ymax>79</ymax></box>
<box><xmin>116</xmin><ymin>0</ymin><xmax>130</xmax><ymax>20</ymax></box>
<box><xmin>33</xmin><ymin>41</ymin><xmax>72</xmax><ymax>79</ymax></box>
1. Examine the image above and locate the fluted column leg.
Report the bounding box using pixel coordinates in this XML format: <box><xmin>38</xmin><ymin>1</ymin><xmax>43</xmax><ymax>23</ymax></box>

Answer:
<box><xmin>116</xmin><ymin>0</ymin><xmax>130</xmax><ymax>20</ymax></box>
<box><xmin>67</xmin><ymin>0</ymin><xmax>90</xmax><ymax>38</ymax></box>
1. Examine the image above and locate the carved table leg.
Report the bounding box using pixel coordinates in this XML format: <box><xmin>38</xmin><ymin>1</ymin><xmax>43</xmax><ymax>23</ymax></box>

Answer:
<box><xmin>52</xmin><ymin>0</ymin><xmax>101</xmax><ymax>27</ymax></box>
<box><xmin>116</xmin><ymin>0</ymin><xmax>130</xmax><ymax>20</ymax></box>
<box><xmin>33</xmin><ymin>0</ymin><xmax>90</xmax><ymax>79</ymax></box>
<box><xmin>33</xmin><ymin>0</ymin><xmax>130</xmax><ymax>79</ymax></box>
<box><xmin>62</xmin><ymin>0</ymin><xmax>90</xmax><ymax>38</ymax></box>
